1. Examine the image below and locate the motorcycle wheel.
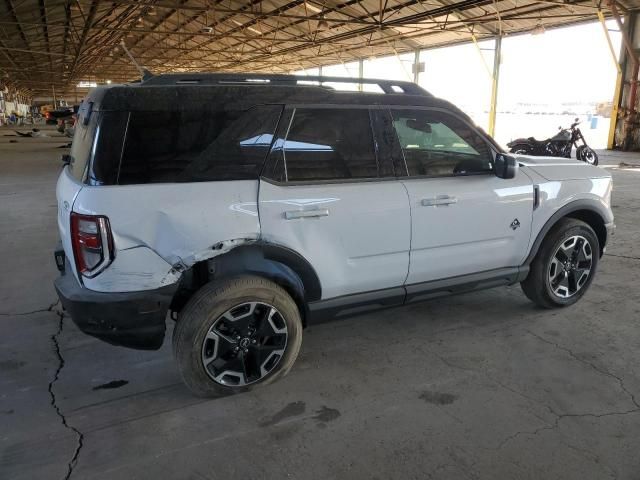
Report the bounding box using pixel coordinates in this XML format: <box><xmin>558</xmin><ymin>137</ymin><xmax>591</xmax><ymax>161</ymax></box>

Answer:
<box><xmin>509</xmin><ymin>144</ymin><xmax>532</xmax><ymax>155</ymax></box>
<box><xmin>576</xmin><ymin>145</ymin><xmax>598</xmax><ymax>166</ymax></box>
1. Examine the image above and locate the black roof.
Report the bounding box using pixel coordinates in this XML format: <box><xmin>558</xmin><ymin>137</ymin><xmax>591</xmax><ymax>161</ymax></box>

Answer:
<box><xmin>87</xmin><ymin>72</ymin><xmax>470</xmax><ymax>123</ymax></box>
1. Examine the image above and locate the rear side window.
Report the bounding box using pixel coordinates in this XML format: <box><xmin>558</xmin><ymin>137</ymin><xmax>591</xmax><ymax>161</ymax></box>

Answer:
<box><xmin>68</xmin><ymin>109</ymin><xmax>98</xmax><ymax>182</ymax></box>
<box><xmin>117</xmin><ymin>105</ymin><xmax>281</xmax><ymax>185</ymax></box>
<box><xmin>391</xmin><ymin>109</ymin><xmax>493</xmax><ymax>177</ymax></box>
<box><xmin>88</xmin><ymin>111</ymin><xmax>129</xmax><ymax>185</ymax></box>
<box><xmin>278</xmin><ymin>108</ymin><xmax>379</xmax><ymax>182</ymax></box>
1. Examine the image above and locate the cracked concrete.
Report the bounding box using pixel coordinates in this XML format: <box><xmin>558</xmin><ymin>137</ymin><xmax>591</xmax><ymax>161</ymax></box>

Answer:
<box><xmin>1</xmin><ymin>128</ymin><xmax>640</xmax><ymax>479</ymax></box>
<box><xmin>48</xmin><ymin>306</ymin><xmax>84</xmax><ymax>480</ymax></box>
<box><xmin>0</xmin><ymin>300</ymin><xmax>60</xmax><ymax>316</ymax></box>
<box><xmin>526</xmin><ymin>330</ymin><xmax>640</xmax><ymax>410</ymax></box>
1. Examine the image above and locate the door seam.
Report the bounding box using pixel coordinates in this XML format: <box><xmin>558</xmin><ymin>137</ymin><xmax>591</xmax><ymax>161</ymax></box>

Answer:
<box><xmin>400</xmin><ymin>180</ymin><xmax>412</xmax><ymax>288</ymax></box>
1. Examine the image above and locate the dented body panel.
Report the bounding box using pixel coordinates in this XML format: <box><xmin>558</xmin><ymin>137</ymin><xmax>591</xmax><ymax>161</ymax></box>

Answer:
<box><xmin>72</xmin><ymin>180</ymin><xmax>260</xmax><ymax>292</ymax></box>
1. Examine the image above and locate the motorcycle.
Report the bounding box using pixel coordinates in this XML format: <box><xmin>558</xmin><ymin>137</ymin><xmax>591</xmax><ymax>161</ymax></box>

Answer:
<box><xmin>507</xmin><ymin>118</ymin><xmax>598</xmax><ymax>166</ymax></box>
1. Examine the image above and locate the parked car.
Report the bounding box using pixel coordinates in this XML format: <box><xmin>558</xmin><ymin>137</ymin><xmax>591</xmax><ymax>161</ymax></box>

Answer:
<box><xmin>54</xmin><ymin>73</ymin><xmax>615</xmax><ymax>396</ymax></box>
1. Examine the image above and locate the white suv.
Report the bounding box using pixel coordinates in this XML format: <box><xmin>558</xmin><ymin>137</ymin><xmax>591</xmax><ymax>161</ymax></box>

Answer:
<box><xmin>54</xmin><ymin>73</ymin><xmax>615</xmax><ymax>396</ymax></box>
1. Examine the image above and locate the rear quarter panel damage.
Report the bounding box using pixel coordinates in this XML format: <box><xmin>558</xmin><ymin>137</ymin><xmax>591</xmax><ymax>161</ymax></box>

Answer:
<box><xmin>74</xmin><ymin>180</ymin><xmax>260</xmax><ymax>292</ymax></box>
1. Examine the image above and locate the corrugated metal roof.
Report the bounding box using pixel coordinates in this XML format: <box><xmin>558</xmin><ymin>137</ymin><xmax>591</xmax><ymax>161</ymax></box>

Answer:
<box><xmin>0</xmin><ymin>0</ymin><xmax>637</xmax><ymax>94</ymax></box>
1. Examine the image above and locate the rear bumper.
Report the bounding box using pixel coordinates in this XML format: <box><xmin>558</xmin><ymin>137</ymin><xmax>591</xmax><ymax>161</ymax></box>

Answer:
<box><xmin>54</xmin><ymin>261</ymin><xmax>177</xmax><ymax>350</ymax></box>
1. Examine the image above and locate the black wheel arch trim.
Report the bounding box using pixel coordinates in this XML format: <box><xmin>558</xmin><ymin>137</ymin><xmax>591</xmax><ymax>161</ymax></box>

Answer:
<box><xmin>207</xmin><ymin>243</ymin><xmax>321</xmax><ymax>299</ymax></box>
<box><xmin>171</xmin><ymin>242</ymin><xmax>322</xmax><ymax>324</ymax></box>
<box><xmin>523</xmin><ymin>199</ymin><xmax>611</xmax><ymax>266</ymax></box>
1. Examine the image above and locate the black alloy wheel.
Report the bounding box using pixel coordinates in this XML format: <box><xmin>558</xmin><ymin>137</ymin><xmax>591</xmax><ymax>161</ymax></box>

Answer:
<box><xmin>547</xmin><ymin>235</ymin><xmax>593</xmax><ymax>299</ymax></box>
<box><xmin>520</xmin><ymin>218</ymin><xmax>599</xmax><ymax>308</ymax></box>
<box><xmin>201</xmin><ymin>301</ymin><xmax>288</xmax><ymax>386</ymax></box>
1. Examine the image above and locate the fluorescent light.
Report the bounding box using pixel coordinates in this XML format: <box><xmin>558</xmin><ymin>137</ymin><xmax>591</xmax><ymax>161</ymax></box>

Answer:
<box><xmin>305</xmin><ymin>2</ymin><xmax>323</xmax><ymax>13</ymax></box>
<box><xmin>77</xmin><ymin>81</ymin><xmax>97</xmax><ymax>88</ymax></box>
<box><xmin>106</xmin><ymin>80</ymin><xmax>112</xmax><ymax>84</ymax></box>
<box><xmin>231</xmin><ymin>18</ymin><xmax>261</xmax><ymax>35</ymax></box>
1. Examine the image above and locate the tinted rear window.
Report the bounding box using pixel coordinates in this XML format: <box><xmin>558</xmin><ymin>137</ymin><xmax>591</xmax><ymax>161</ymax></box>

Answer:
<box><xmin>274</xmin><ymin>108</ymin><xmax>379</xmax><ymax>182</ymax></box>
<box><xmin>68</xmin><ymin>111</ymin><xmax>98</xmax><ymax>182</ymax></box>
<box><xmin>116</xmin><ymin>105</ymin><xmax>282</xmax><ymax>185</ymax></box>
<box><xmin>87</xmin><ymin>111</ymin><xmax>129</xmax><ymax>185</ymax></box>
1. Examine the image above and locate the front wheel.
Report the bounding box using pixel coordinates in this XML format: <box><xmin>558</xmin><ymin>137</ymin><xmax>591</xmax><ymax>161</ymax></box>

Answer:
<box><xmin>173</xmin><ymin>276</ymin><xmax>303</xmax><ymax>397</ymax></box>
<box><xmin>521</xmin><ymin>218</ymin><xmax>599</xmax><ymax>308</ymax></box>
<box><xmin>576</xmin><ymin>145</ymin><xmax>599</xmax><ymax>165</ymax></box>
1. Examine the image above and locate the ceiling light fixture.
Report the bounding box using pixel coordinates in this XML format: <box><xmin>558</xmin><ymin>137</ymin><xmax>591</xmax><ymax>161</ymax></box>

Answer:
<box><xmin>305</xmin><ymin>1</ymin><xmax>323</xmax><ymax>13</ymax></box>
<box><xmin>317</xmin><ymin>16</ymin><xmax>329</xmax><ymax>30</ymax></box>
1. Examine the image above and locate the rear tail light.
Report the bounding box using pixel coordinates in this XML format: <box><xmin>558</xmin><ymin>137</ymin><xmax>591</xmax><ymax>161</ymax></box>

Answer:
<box><xmin>70</xmin><ymin>213</ymin><xmax>114</xmax><ymax>278</ymax></box>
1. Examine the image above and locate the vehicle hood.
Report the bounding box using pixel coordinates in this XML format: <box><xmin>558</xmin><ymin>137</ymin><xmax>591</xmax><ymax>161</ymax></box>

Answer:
<box><xmin>513</xmin><ymin>154</ymin><xmax>610</xmax><ymax>181</ymax></box>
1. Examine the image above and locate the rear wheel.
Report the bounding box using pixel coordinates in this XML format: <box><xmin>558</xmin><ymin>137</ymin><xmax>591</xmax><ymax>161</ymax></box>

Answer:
<box><xmin>173</xmin><ymin>276</ymin><xmax>303</xmax><ymax>397</ymax></box>
<box><xmin>521</xmin><ymin>218</ymin><xmax>599</xmax><ymax>308</ymax></box>
<box><xmin>509</xmin><ymin>144</ymin><xmax>532</xmax><ymax>155</ymax></box>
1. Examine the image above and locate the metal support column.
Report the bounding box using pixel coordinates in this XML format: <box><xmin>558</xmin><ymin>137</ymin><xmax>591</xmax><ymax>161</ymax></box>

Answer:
<box><xmin>413</xmin><ymin>49</ymin><xmax>421</xmax><ymax>84</ymax></box>
<box><xmin>609</xmin><ymin>1</ymin><xmax>639</xmax><ymax>150</ymax></box>
<box><xmin>488</xmin><ymin>36</ymin><xmax>502</xmax><ymax>138</ymax></box>
<box><xmin>599</xmin><ymin>10</ymin><xmax>623</xmax><ymax>149</ymax></box>
<box><xmin>358</xmin><ymin>58</ymin><xmax>364</xmax><ymax>91</ymax></box>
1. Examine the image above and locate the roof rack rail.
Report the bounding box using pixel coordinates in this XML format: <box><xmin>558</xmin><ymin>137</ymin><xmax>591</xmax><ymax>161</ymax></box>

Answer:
<box><xmin>140</xmin><ymin>72</ymin><xmax>430</xmax><ymax>96</ymax></box>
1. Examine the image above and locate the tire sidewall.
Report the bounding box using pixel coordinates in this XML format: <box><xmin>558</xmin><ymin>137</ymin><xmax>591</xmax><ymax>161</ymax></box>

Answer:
<box><xmin>577</xmin><ymin>145</ymin><xmax>599</xmax><ymax>165</ymax></box>
<box><xmin>174</xmin><ymin>277</ymin><xmax>302</xmax><ymax>397</ymax></box>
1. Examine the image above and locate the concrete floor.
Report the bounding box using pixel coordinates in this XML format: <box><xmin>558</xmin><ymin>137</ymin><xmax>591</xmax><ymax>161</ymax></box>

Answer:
<box><xmin>1</xmin><ymin>125</ymin><xmax>640</xmax><ymax>480</ymax></box>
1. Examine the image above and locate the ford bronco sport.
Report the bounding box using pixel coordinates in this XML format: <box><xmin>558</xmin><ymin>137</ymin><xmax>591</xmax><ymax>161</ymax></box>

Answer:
<box><xmin>54</xmin><ymin>73</ymin><xmax>614</xmax><ymax>396</ymax></box>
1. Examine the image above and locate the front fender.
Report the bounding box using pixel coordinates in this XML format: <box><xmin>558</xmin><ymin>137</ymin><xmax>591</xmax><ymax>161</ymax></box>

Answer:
<box><xmin>524</xmin><ymin>198</ymin><xmax>613</xmax><ymax>265</ymax></box>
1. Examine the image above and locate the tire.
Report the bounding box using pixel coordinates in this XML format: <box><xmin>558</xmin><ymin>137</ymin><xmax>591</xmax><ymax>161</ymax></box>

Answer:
<box><xmin>173</xmin><ymin>275</ymin><xmax>303</xmax><ymax>397</ymax></box>
<box><xmin>521</xmin><ymin>218</ymin><xmax>599</xmax><ymax>308</ymax></box>
<box><xmin>509</xmin><ymin>144</ymin><xmax>532</xmax><ymax>155</ymax></box>
<box><xmin>576</xmin><ymin>145</ymin><xmax>599</xmax><ymax>165</ymax></box>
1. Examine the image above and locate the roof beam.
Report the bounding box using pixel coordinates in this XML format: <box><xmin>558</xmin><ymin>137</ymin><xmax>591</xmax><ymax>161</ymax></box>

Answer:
<box><xmin>69</xmin><ymin>0</ymin><xmax>98</xmax><ymax>78</ymax></box>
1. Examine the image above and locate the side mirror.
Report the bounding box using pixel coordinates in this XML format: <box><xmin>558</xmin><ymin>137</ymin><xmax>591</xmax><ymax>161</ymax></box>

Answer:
<box><xmin>494</xmin><ymin>153</ymin><xmax>518</xmax><ymax>179</ymax></box>
<box><xmin>61</xmin><ymin>154</ymin><xmax>71</xmax><ymax>166</ymax></box>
